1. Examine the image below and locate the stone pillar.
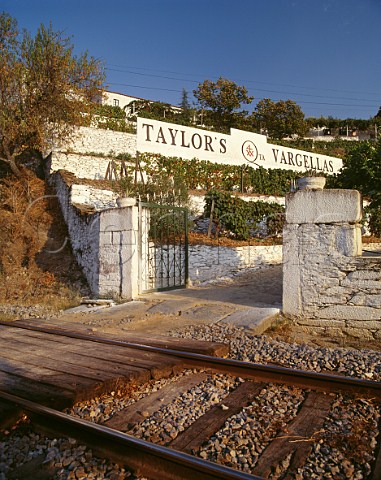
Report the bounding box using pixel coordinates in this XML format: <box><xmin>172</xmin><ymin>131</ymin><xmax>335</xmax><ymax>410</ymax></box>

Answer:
<box><xmin>97</xmin><ymin>206</ymin><xmax>139</xmax><ymax>299</ymax></box>
<box><xmin>283</xmin><ymin>189</ymin><xmax>363</xmax><ymax>318</ymax></box>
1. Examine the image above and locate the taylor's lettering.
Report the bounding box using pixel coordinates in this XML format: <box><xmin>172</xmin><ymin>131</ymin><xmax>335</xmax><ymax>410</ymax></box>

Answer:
<box><xmin>137</xmin><ymin>119</ymin><xmax>342</xmax><ymax>174</ymax></box>
<box><xmin>191</xmin><ymin>133</ymin><xmax>202</xmax><ymax>149</ymax></box>
<box><xmin>140</xmin><ymin>121</ymin><xmax>227</xmax><ymax>153</ymax></box>
<box><xmin>181</xmin><ymin>130</ymin><xmax>190</xmax><ymax>148</ymax></box>
<box><xmin>168</xmin><ymin>128</ymin><xmax>178</xmax><ymax>145</ymax></box>
<box><xmin>156</xmin><ymin>127</ymin><xmax>167</xmax><ymax>144</ymax></box>
<box><xmin>142</xmin><ymin>123</ymin><xmax>154</xmax><ymax>141</ymax></box>
<box><xmin>205</xmin><ymin>135</ymin><xmax>214</xmax><ymax>152</ymax></box>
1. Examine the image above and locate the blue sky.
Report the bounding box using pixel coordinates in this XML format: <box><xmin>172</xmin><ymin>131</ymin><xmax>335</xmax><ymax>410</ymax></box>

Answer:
<box><xmin>2</xmin><ymin>0</ymin><xmax>381</xmax><ymax>119</ymax></box>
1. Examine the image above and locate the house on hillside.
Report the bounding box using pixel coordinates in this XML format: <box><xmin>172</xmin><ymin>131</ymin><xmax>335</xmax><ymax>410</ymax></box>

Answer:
<box><xmin>98</xmin><ymin>90</ymin><xmax>182</xmax><ymax>118</ymax></box>
<box><xmin>100</xmin><ymin>90</ymin><xmax>143</xmax><ymax>116</ymax></box>
<box><xmin>306</xmin><ymin>126</ymin><xmax>372</xmax><ymax>141</ymax></box>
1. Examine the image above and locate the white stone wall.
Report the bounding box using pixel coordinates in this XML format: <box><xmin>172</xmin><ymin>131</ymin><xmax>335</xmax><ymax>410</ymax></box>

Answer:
<box><xmin>53</xmin><ymin>172</ymin><xmax>139</xmax><ymax>299</ymax></box>
<box><xmin>48</xmin><ymin>153</ymin><xmax>122</xmax><ymax>180</ymax></box>
<box><xmin>71</xmin><ymin>184</ymin><xmax>117</xmax><ymax>210</ymax></box>
<box><xmin>98</xmin><ymin>207</ymin><xmax>139</xmax><ymax>299</ymax></box>
<box><xmin>53</xmin><ymin>172</ymin><xmax>101</xmax><ymax>294</ymax></box>
<box><xmin>46</xmin><ymin>125</ymin><xmax>137</xmax><ymax>179</ymax></box>
<box><xmin>189</xmin><ymin>244</ymin><xmax>282</xmax><ymax>283</ymax></box>
<box><xmin>56</xmin><ymin>126</ymin><xmax>137</xmax><ymax>156</ymax></box>
<box><xmin>189</xmin><ymin>193</ymin><xmax>285</xmax><ymax>216</ymax></box>
<box><xmin>283</xmin><ymin>189</ymin><xmax>381</xmax><ymax>338</ymax></box>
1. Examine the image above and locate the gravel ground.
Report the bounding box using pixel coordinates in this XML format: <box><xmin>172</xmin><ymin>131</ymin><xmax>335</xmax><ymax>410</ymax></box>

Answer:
<box><xmin>293</xmin><ymin>396</ymin><xmax>380</xmax><ymax>480</ymax></box>
<box><xmin>198</xmin><ymin>384</ymin><xmax>305</xmax><ymax>472</ymax></box>
<box><xmin>170</xmin><ymin>323</ymin><xmax>381</xmax><ymax>479</ymax></box>
<box><xmin>129</xmin><ymin>373</ymin><xmax>240</xmax><ymax>445</ymax></box>
<box><xmin>170</xmin><ymin>323</ymin><xmax>381</xmax><ymax>381</ymax></box>
<box><xmin>0</xmin><ymin>428</ymin><xmax>138</xmax><ymax>480</ymax></box>
<box><xmin>1</xmin><ymin>323</ymin><xmax>380</xmax><ymax>479</ymax></box>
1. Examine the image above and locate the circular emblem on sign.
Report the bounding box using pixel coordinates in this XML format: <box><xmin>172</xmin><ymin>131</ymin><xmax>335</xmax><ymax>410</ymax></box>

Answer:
<box><xmin>242</xmin><ymin>140</ymin><xmax>258</xmax><ymax>164</ymax></box>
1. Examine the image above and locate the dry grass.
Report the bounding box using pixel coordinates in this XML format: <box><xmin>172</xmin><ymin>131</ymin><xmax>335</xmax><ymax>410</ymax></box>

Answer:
<box><xmin>0</xmin><ymin>170</ymin><xmax>86</xmax><ymax>311</ymax></box>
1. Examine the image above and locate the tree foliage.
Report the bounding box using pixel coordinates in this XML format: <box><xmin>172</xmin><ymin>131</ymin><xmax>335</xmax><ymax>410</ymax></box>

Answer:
<box><xmin>178</xmin><ymin>88</ymin><xmax>194</xmax><ymax>125</ymax></box>
<box><xmin>306</xmin><ymin>116</ymin><xmax>381</xmax><ymax>134</ymax></box>
<box><xmin>0</xmin><ymin>12</ymin><xmax>105</xmax><ymax>176</ymax></box>
<box><xmin>252</xmin><ymin>98</ymin><xmax>307</xmax><ymax>139</ymax></box>
<box><xmin>337</xmin><ymin>138</ymin><xmax>381</xmax><ymax>202</ymax></box>
<box><xmin>128</xmin><ymin>99</ymin><xmax>179</xmax><ymax>122</ymax></box>
<box><xmin>204</xmin><ymin>189</ymin><xmax>285</xmax><ymax>240</ymax></box>
<box><xmin>335</xmin><ymin>137</ymin><xmax>381</xmax><ymax>235</ymax></box>
<box><xmin>193</xmin><ymin>77</ymin><xmax>253</xmax><ymax>132</ymax></box>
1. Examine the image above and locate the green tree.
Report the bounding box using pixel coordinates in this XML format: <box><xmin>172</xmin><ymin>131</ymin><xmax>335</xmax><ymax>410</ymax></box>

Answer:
<box><xmin>337</xmin><ymin>139</ymin><xmax>381</xmax><ymax>202</ymax></box>
<box><xmin>193</xmin><ymin>77</ymin><xmax>253</xmax><ymax>132</ymax></box>
<box><xmin>252</xmin><ymin>98</ymin><xmax>307</xmax><ymax>139</ymax></box>
<box><xmin>128</xmin><ymin>99</ymin><xmax>178</xmax><ymax>122</ymax></box>
<box><xmin>336</xmin><ymin>137</ymin><xmax>381</xmax><ymax>235</ymax></box>
<box><xmin>0</xmin><ymin>13</ymin><xmax>105</xmax><ymax>176</ymax></box>
<box><xmin>180</xmin><ymin>88</ymin><xmax>191</xmax><ymax>111</ymax></box>
<box><xmin>178</xmin><ymin>88</ymin><xmax>193</xmax><ymax>125</ymax></box>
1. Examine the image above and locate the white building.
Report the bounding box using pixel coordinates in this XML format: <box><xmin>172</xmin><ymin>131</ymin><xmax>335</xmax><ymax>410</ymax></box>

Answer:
<box><xmin>99</xmin><ymin>89</ymin><xmax>182</xmax><ymax>118</ymax></box>
<box><xmin>100</xmin><ymin>90</ymin><xmax>143</xmax><ymax>116</ymax></box>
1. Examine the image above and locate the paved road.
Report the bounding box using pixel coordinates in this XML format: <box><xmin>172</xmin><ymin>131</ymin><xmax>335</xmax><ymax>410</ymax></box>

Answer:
<box><xmin>61</xmin><ymin>265</ymin><xmax>283</xmax><ymax>335</ymax></box>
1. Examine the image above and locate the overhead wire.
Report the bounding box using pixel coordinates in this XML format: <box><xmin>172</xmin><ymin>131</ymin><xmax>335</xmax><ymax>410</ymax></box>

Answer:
<box><xmin>105</xmin><ymin>64</ymin><xmax>379</xmax><ymax>112</ymax></box>
<box><xmin>106</xmin><ymin>64</ymin><xmax>381</xmax><ymax>99</ymax></box>
<box><xmin>107</xmin><ymin>82</ymin><xmax>376</xmax><ymax>109</ymax></box>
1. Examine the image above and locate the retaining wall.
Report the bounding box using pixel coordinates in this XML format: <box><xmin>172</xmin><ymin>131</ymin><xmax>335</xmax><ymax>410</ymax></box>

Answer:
<box><xmin>52</xmin><ymin>171</ymin><xmax>139</xmax><ymax>299</ymax></box>
<box><xmin>53</xmin><ymin>172</ymin><xmax>101</xmax><ymax>294</ymax></box>
<box><xmin>55</xmin><ymin>125</ymin><xmax>136</xmax><ymax>156</ymax></box>
<box><xmin>189</xmin><ymin>244</ymin><xmax>282</xmax><ymax>283</ymax></box>
<box><xmin>283</xmin><ymin>189</ymin><xmax>381</xmax><ymax>339</ymax></box>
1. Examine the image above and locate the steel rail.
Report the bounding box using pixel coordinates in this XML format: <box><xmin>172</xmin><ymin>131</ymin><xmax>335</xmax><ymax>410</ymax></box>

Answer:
<box><xmin>2</xmin><ymin>321</ymin><xmax>381</xmax><ymax>399</ymax></box>
<box><xmin>0</xmin><ymin>390</ymin><xmax>260</xmax><ymax>480</ymax></box>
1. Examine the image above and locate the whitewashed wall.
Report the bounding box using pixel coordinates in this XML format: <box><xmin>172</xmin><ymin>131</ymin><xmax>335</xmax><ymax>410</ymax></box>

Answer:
<box><xmin>53</xmin><ymin>172</ymin><xmax>101</xmax><ymax>294</ymax></box>
<box><xmin>70</xmin><ymin>184</ymin><xmax>117</xmax><ymax>210</ymax></box>
<box><xmin>52</xmin><ymin>172</ymin><xmax>139</xmax><ymax>299</ymax></box>
<box><xmin>56</xmin><ymin>126</ymin><xmax>136</xmax><ymax>156</ymax></box>
<box><xmin>189</xmin><ymin>193</ymin><xmax>285</xmax><ymax>216</ymax></box>
<box><xmin>189</xmin><ymin>244</ymin><xmax>282</xmax><ymax>284</ymax></box>
<box><xmin>47</xmin><ymin>153</ymin><xmax>118</xmax><ymax>180</ymax></box>
<box><xmin>47</xmin><ymin>125</ymin><xmax>137</xmax><ymax>179</ymax></box>
<box><xmin>283</xmin><ymin>189</ymin><xmax>381</xmax><ymax>339</ymax></box>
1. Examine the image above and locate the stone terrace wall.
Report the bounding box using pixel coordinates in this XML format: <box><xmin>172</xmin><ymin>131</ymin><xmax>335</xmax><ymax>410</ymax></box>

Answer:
<box><xmin>55</xmin><ymin>126</ymin><xmax>137</xmax><ymax>156</ymax></box>
<box><xmin>52</xmin><ymin>171</ymin><xmax>139</xmax><ymax>299</ymax></box>
<box><xmin>190</xmin><ymin>193</ymin><xmax>285</xmax><ymax>217</ymax></box>
<box><xmin>53</xmin><ymin>171</ymin><xmax>101</xmax><ymax>294</ymax></box>
<box><xmin>47</xmin><ymin>152</ymin><xmax>118</xmax><ymax>180</ymax></box>
<box><xmin>190</xmin><ymin>244</ymin><xmax>282</xmax><ymax>284</ymax></box>
<box><xmin>46</xmin><ymin>126</ymin><xmax>137</xmax><ymax>180</ymax></box>
<box><xmin>283</xmin><ymin>189</ymin><xmax>381</xmax><ymax>339</ymax></box>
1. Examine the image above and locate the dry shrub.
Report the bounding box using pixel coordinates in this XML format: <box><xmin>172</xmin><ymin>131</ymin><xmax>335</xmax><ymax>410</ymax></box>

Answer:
<box><xmin>0</xmin><ymin>170</ymin><xmax>83</xmax><ymax>307</ymax></box>
<box><xmin>0</xmin><ymin>173</ymin><xmax>48</xmax><ymax>270</ymax></box>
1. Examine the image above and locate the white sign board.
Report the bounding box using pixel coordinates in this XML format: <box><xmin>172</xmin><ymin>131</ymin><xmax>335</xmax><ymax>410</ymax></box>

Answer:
<box><xmin>136</xmin><ymin>118</ymin><xmax>343</xmax><ymax>174</ymax></box>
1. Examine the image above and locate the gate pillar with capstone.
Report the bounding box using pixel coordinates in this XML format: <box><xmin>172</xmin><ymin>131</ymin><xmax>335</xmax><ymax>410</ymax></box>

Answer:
<box><xmin>97</xmin><ymin>206</ymin><xmax>139</xmax><ymax>299</ymax></box>
<box><xmin>282</xmin><ymin>189</ymin><xmax>364</xmax><ymax>322</ymax></box>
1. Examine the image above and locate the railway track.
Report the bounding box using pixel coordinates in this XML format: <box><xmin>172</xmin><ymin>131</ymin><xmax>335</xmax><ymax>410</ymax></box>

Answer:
<box><xmin>1</xmin><ymin>324</ymin><xmax>381</xmax><ymax>479</ymax></box>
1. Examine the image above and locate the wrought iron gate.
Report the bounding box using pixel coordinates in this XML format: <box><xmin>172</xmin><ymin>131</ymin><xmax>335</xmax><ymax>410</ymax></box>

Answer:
<box><xmin>138</xmin><ymin>202</ymin><xmax>189</xmax><ymax>293</ymax></box>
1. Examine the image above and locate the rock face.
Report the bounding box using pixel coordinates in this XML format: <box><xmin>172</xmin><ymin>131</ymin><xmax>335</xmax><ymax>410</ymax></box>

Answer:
<box><xmin>282</xmin><ymin>189</ymin><xmax>381</xmax><ymax>338</ymax></box>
